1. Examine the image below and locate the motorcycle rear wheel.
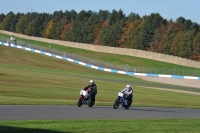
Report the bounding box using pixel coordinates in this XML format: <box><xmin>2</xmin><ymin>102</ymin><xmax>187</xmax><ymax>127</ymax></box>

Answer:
<box><xmin>124</xmin><ymin>101</ymin><xmax>131</xmax><ymax>109</ymax></box>
<box><xmin>88</xmin><ymin>99</ymin><xmax>95</xmax><ymax>107</ymax></box>
<box><xmin>125</xmin><ymin>105</ymin><xmax>130</xmax><ymax>109</ymax></box>
<box><xmin>113</xmin><ymin>98</ymin><xmax>119</xmax><ymax>109</ymax></box>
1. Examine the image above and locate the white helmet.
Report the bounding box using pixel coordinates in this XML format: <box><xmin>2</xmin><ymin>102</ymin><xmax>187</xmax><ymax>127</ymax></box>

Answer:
<box><xmin>89</xmin><ymin>79</ymin><xmax>94</xmax><ymax>85</ymax></box>
<box><xmin>126</xmin><ymin>84</ymin><xmax>131</xmax><ymax>90</ymax></box>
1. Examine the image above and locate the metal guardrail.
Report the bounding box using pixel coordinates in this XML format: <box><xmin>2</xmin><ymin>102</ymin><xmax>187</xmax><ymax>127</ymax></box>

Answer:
<box><xmin>0</xmin><ymin>37</ymin><xmax>200</xmax><ymax>77</ymax></box>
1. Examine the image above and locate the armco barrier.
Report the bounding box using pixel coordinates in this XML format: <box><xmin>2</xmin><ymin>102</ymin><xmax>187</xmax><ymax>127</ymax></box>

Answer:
<box><xmin>0</xmin><ymin>41</ymin><xmax>200</xmax><ymax>80</ymax></box>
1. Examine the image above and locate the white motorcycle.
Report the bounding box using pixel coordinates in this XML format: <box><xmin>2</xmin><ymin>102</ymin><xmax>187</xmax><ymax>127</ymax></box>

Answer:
<box><xmin>113</xmin><ymin>90</ymin><xmax>131</xmax><ymax>109</ymax></box>
<box><xmin>77</xmin><ymin>89</ymin><xmax>95</xmax><ymax>107</ymax></box>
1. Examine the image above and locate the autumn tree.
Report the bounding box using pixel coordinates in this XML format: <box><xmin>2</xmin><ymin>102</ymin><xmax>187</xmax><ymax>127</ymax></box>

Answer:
<box><xmin>149</xmin><ymin>22</ymin><xmax>167</xmax><ymax>52</ymax></box>
<box><xmin>118</xmin><ymin>13</ymin><xmax>140</xmax><ymax>48</ymax></box>
<box><xmin>42</xmin><ymin>19</ymin><xmax>53</xmax><ymax>38</ymax></box>
<box><xmin>92</xmin><ymin>10</ymin><xmax>110</xmax><ymax>45</ymax></box>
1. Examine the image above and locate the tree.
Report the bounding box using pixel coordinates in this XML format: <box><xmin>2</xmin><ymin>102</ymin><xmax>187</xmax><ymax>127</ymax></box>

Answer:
<box><xmin>101</xmin><ymin>21</ymin><xmax>123</xmax><ymax>47</ymax></box>
<box><xmin>137</xmin><ymin>13</ymin><xmax>164</xmax><ymax>50</ymax></box>
<box><xmin>176</xmin><ymin>16</ymin><xmax>186</xmax><ymax>29</ymax></box>
<box><xmin>0</xmin><ymin>13</ymin><xmax>6</xmax><ymax>29</ymax></box>
<box><xmin>163</xmin><ymin>20</ymin><xmax>177</xmax><ymax>55</ymax></box>
<box><xmin>179</xmin><ymin>31</ymin><xmax>195</xmax><ymax>58</ymax></box>
<box><xmin>97</xmin><ymin>10</ymin><xmax>110</xmax><ymax>21</ymax></box>
<box><xmin>170</xmin><ymin>31</ymin><xmax>184</xmax><ymax>56</ymax></box>
<box><xmin>0</xmin><ymin>12</ymin><xmax>16</xmax><ymax>31</ymax></box>
<box><xmin>92</xmin><ymin>20</ymin><xmax>107</xmax><ymax>45</ymax></box>
<box><xmin>48</xmin><ymin>11</ymin><xmax>65</xmax><ymax>39</ymax></box>
<box><xmin>24</xmin><ymin>12</ymin><xmax>40</xmax><ymax>36</ymax></box>
<box><xmin>62</xmin><ymin>10</ymin><xmax>77</xmax><ymax>41</ymax></box>
<box><xmin>191</xmin><ymin>31</ymin><xmax>200</xmax><ymax>60</ymax></box>
<box><xmin>149</xmin><ymin>23</ymin><xmax>167</xmax><ymax>53</ymax></box>
<box><xmin>108</xmin><ymin>9</ymin><xmax>125</xmax><ymax>26</ymax></box>
<box><xmin>42</xmin><ymin>19</ymin><xmax>53</xmax><ymax>38</ymax></box>
<box><xmin>118</xmin><ymin>18</ymin><xmax>142</xmax><ymax>48</ymax></box>
<box><xmin>127</xmin><ymin>12</ymin><xmax>140</xmax><ymax>21</ymax></box>
<box><xmin>16</xmin><ymin>15</ymin><xmax>27</xmax><ymax>33</ymax></box>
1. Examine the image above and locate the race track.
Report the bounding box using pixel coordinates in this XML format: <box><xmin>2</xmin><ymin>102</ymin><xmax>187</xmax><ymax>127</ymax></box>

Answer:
<box><xmin>1</xmin><ymin>105</ymin><xmax>200</xmax><ymax>120</ymax></box>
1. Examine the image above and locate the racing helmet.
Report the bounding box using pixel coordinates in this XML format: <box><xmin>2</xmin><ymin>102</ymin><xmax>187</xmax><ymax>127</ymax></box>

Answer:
<box><xmin>126</xmin><ymin>84</ymin><xmax>131</xmax><ymax>90</ymax></box>
<box><xmin>89</xmin><ymin>79</ymin><xmax>94</xmax><ymax>85</ymax></box>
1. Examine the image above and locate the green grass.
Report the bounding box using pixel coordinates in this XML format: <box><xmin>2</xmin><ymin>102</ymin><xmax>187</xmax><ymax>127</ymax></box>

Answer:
<box><xmin>1</xmin><ymin>32</ymin><xmax>200</xmax><ymax>133</ymax></box>
<box><xmin>0</xmin><ymin>45</ymin><xmax>200</xmax><ymax>108</ymax></box>
<box><xmin>1</xmin><ymin>119</ymin><xmax>200</xmax><ymax>133</ymax></box>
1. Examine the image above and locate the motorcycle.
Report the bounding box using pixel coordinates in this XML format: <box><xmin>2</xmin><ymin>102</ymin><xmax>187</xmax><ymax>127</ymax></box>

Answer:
<box><xmin>77</xmin><ymin>89</ymin><xmax>95</xmax><ymax>107</ymax></box>
<box><xmin>113</xmin><ymin>90</ymin><xmax>131</xmax><ymax>109</ymax></box>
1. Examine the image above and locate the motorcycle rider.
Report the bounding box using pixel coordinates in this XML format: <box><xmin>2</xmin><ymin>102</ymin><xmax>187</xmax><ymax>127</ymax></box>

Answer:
<box><xmin>121</xmin><ymin>84</ymin><xmax>133</xmax><ymax>106</ymax></box>
<box><xmin>83</xmin><ymin>79</ymin><xmax>97</xmax><ymax>103</ymax></box>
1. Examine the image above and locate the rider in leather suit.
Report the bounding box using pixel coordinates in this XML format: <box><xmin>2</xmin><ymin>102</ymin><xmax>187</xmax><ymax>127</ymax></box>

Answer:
<box><xmin>121</xmin><ymin>84</ymin><xmax>133</xmax><ymax>106</ymax></box>
<box><xmin>84</xmin><ymin>79</ymin><xmax>97</xmax><ymax>102</ymax></box>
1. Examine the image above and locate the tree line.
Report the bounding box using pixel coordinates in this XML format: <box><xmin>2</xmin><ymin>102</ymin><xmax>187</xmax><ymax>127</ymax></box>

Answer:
<box><xmin>0</xmin><ymin>10</ymin><xmax>200</xmax><ymax>61</ymax></box>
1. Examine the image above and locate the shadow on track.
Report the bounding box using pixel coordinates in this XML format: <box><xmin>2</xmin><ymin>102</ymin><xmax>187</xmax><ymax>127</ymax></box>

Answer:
<box><xmin>130</xmin><ymin>108</ymin><xmax>179</xmax><ymax>113</ymax></box>
<box><xmin>88</xmin><ymin>106</ymin><xmax>179</xmax><ymax>113</ymax></box>
<box><xmin>0</xmin><ymin>126</ymin><xmax>67</xmax><ymax>133</ymax></box>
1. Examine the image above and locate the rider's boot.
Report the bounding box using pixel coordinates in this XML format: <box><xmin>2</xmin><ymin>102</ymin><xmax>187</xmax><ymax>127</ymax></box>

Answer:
<box><xmin>93</xmin><ymin>97</ymin><xmax>95</xmax><ymax>103</ymax></box>
<box><xmin>91</xmin><ymin>96</ymin><xmax>95</xmax><ymax>104</ymax></box>
<box><xmin>128</xmin><ymin>100</ymin><xmax>132</xmax><ymax>106</ymax></box>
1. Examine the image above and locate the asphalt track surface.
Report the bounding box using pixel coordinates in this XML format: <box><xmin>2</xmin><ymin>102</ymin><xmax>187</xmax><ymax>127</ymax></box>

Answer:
<box><xmin>1</xmin><ymin>77</ymin><xmax>200</xmax><ymax>120</ymax></box>
<box><xmin>1</xmin><ymin>105</ymin><xmax>200</xmax><ymax>120</ymax></box>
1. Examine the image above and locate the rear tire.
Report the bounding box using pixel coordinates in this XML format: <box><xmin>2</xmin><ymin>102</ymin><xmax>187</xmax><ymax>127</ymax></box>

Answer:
<box><xmin>88</xmin><ymin>99</ymin><xmax>95</xmax><ymax>107</ymax></box>
<box><xmin>113</xmin><ymin>98</ymin><xmax>119</xmax><ymax>109</ymax></box>
<box><xmin>125</xmin><ymin>105</ymin><xmax>130</xmax><ymax>109</ymax></box>
<box><xmin>125</xmin><ymin>101</ymin><xmax>131</xmax><ymax>109</ymax></box>
<box><xmin>77</xmin><ymin>98</ymin><xmax>83</xmax><ymax>107</ymax></box>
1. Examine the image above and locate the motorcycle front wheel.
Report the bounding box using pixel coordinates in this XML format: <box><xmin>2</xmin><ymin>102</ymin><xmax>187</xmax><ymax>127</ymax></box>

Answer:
<box><xmin>113</xmin><ymin>98</ymin><xmax>120</xmax><ymax>109</ymax></box>
<box><xmin>77</xmin><ymin>98</ymin><xmax>83</xmax><ymax>107</ymax></box>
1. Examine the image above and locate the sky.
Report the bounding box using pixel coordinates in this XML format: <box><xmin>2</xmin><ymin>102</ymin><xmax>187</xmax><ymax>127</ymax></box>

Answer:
<box><xmin>1</xmin><ymin>0</ymin><xmax>200</xmax><ymax>24</ymax></box>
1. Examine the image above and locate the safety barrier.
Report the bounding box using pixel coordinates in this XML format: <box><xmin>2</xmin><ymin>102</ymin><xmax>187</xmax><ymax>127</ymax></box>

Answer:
<box><xmin>0</xmin><ymin>41</ymin><xmax>199</xmax><ymax>80</ymax></box>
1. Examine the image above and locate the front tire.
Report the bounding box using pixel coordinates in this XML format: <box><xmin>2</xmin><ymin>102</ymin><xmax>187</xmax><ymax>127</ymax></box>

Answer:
<box><xmin>77</xmin><ymin>98</ymin><xmax>83</xmax><ymax>107</ymax></box>
<box><xmin>113</xmin><ymin>98</ymin><xmax>119</xmax><ymax>109</ymax></box>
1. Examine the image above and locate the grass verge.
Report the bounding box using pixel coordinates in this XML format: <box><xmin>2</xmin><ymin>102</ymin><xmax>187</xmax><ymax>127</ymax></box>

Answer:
<box><xmin>0</xmin><ymin>119</ymin><xmax>200</xmax><ymax>133</ymax></box>
<box><xmin>0</xmin><ymin>45</ymin><xmax>200</xmax><ymax>108</ymax></box>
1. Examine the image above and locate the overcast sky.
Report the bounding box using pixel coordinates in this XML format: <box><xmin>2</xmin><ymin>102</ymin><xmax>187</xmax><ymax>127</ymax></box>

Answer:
<box><xmin>1</xmin><ymin>0</ymin><xmax>200</xmax><ymax>24</ymax></box>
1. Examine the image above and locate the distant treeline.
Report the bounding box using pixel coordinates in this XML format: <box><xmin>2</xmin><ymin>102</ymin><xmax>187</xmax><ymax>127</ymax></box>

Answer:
<box><xmin>0</xmin><ymin>10</ymin><xmax>200</xmax><ymax>61</ymax></box>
